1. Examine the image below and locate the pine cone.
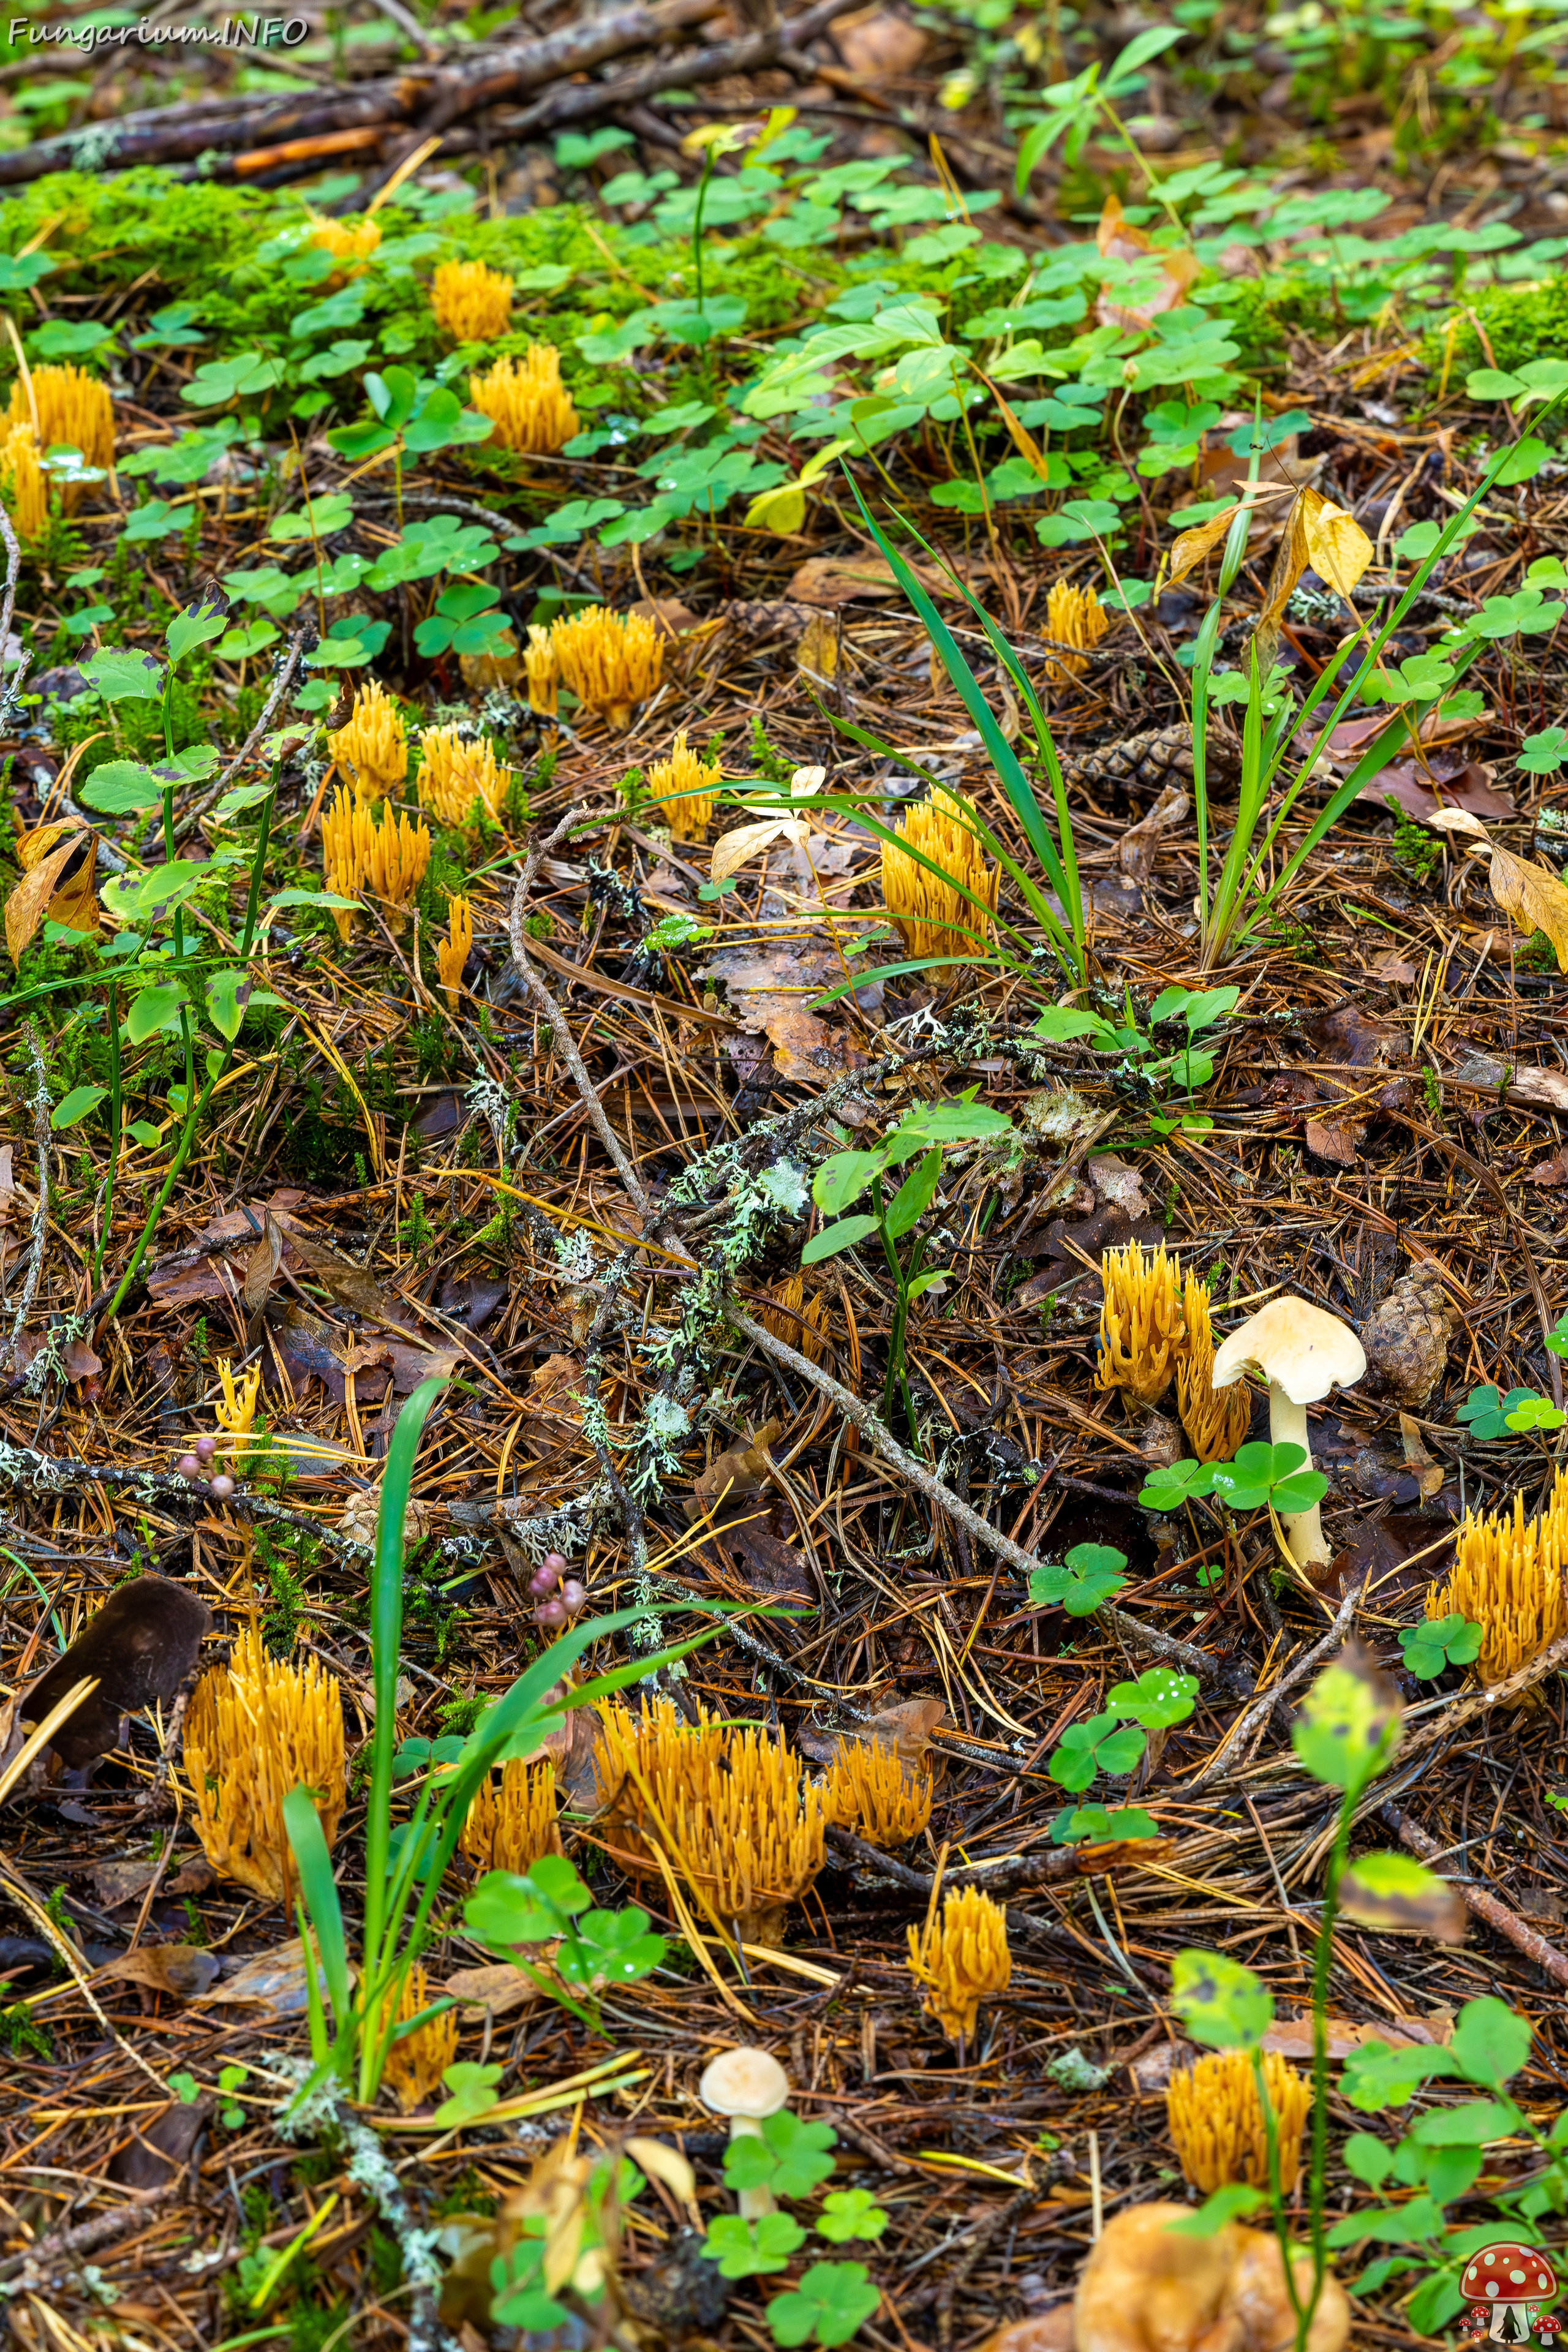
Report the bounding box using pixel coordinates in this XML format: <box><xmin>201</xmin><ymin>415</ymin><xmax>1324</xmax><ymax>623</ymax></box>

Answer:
<box><xmin>1064</xmin><ymin>723</ymin><xmax>1238</xmax><ymax>795</ymax></box>
<box><xmin>1359</xmin><ymin>1262</ymin><xmax>1456</xmax><ymax>1409</ymax></box>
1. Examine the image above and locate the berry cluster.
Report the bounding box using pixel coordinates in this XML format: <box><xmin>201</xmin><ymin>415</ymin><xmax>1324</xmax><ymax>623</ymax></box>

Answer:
<box><xmin>529</xmin><ymin>1550</ymin><xmax>586</xmax><ymax>1629</ymax></box>
<box><xmin>175</xmin><ymin>1434</ymin><xmax>237</xmax><ymax>1501</ymax></box>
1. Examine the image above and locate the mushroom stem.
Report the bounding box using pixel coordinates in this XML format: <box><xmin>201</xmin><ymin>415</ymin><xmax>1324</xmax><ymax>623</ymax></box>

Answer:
<box><xmin>727</xmin><ymin>2116</ymin><xmax>775</xmax><ymax>2218</ymax></box>
<box><xmin>1267</xmin><ymin>1380</ymin><xmax>1328</xmax><ymax>1569</ymax></box>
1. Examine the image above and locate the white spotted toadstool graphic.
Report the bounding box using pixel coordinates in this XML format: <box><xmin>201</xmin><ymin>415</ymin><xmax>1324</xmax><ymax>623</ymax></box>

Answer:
<box><xmin>1460</xmin><ymin>2241</ymin><xmax>1556</xmax><ymax>2341</ymax></box>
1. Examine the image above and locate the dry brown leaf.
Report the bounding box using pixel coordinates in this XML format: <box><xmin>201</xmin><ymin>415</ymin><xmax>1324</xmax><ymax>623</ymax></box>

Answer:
<box><xmin>692</xmin><ymin>1419</ymin><xmax>783</xmax><ymax>1513</ymax></box>
<box><xmin>979</xmin><ymin>373</ymin><xmax>1058</xmax><ymax>488</ymax></box>
<box><xmin>99</xmin><ymin>1943</ymin><xmax>223</xmax><ymax>2000</ymax></box>
<box><xmin>794</xmin><ymin>614</ymin><xmax>838</xmax><ymax>679</ymax></box>
<box><xmin>243</xmin><ymin>1211</ymin><xmax>285</xmax><ymax>1313</ymax></box>
<box><xmin>1397</xmin><ymin>1412</ymin><xmax>1446</xmax><ymax>1500</ymax></box>
<box><xmin>443</xmin><ymin>1962</ymin><xmax>545</xmax><ymax>2017</ymax></box>
<box><xmin>6</xmin><ymin>825</ymin><xmax>93</xmax><ymax>964</ymax></box>
<box><xmin>1300</xmin><ymin>487</ymin><xmax>1374</xmax><ymax>601</ymax></box>
<box><xmin>1488</xmin><ymin>843</ymin><xmax>1568</xmax><ymax>968</ymax></box>
<box><xmin>1118</xmin><ymin>780</ymin><xmax>1190</xmax><ymax>882</ymax></box>
<box><xmin>1095</xmin><ymin>194</ymin><xmax>1200</xmax><ymax>327</ymax></box>
<box><xmin>1165</xmin><ymin>505</ymin><xmax>1240</xmax><ymax>589</ymax></box>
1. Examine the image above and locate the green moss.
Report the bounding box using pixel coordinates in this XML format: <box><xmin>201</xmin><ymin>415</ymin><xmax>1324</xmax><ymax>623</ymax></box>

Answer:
<box><xmin>1423</xmin><ymin>275</ymin><xmax>1568</xmax><ymax>385</ymax></box>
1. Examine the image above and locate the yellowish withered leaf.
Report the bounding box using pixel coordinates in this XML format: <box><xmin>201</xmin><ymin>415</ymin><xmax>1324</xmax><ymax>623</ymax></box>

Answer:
<box><xmin>978</xmin><ymin>372</ymin><xmax>1057</xmax><ymax>488</ymax></box>
<box><xmin>625</xmin><ymin>2136</ymin><xmax>698</xmax><ymax>2204</ymax></box>
<box><xmin>1300</xmin><ymin>487</ymin><xmax>1374</xmax><ymax>602</ymax></box>
<box><xmin>6</xmin><ymin>824</ymin><xmax>95</xmax><ymax>964</ymax></box>
<box><xmin>1165</xmin><ymin>503</ymin><xmax>1240</xmax><ymax>588</ymax></box>
<box><xmin>1488</xmin><ymin>844</ymin><xmax>1568</xmax><ymax>970</ymax></box>
<box><xmin>709</xmin><ymin>815</ymin><xmax>810</xmax><ymax>886</ymax></box>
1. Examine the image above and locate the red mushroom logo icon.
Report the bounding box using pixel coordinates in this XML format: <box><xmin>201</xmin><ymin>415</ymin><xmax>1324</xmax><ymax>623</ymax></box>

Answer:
<box><xmin>1461</xmin><ymin>2244</ymin><xmax>1558</xmax><ymax>2342</ymax></box>
<box><xmin>1538</xmin><ymin>2316</ymin><xmax>1562</xmax><ymax>2345</ymax></box>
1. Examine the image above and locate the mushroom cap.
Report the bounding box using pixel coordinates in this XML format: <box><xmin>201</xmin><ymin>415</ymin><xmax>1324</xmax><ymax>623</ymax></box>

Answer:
<box><xmin>1211</xmin><ymin>1295</ymin><xmax>1366</xmax><ymax>1405</ymax></box>
<box><xmin>1461</xmin><ymin>2245</ymin><xmax>1558</xmax><ymax>2301</ymax></box>
<box><xmin>699</xmin><ymin>2046</ymin><xmax>790</xmax><ymax>2120</ymax></box>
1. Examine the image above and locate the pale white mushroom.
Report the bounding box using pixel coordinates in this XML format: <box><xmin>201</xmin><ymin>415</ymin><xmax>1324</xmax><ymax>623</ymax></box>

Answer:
<box><xmin>1211</xmin><ymin>1295</ymin><xmax>1366</xmax><ymax>1571</ymax></box>
<box><xmin>699</xmin><ymin>2046</ymin><xmax>790</xmax><ymax>2218</ymax></box>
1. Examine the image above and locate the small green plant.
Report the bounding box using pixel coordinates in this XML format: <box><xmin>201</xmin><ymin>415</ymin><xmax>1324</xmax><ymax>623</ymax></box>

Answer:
<box><xmin>461</xmin><ymin>1852</ymin><xmax>666</xmax><ymax>2037</ymax></box>
<box><xmin>1139</xmin><ymin>1440</ymin><xmax>1329</xmax><ymax>1520</ymax></box>
<box><xmin>1035</xmin><ymin>986</ymin><xmax>1240</xmax><ymax>1132</ymax></box>
<box><xmin>695</xmin><ymin>2109</ymin><xmax>885</xmax><ymax>2348</ymax></box>
<box><xmin>1028</xmin><ymin>1540</ymin><xmax>1128</xmax><ymax>1615</ymax></box>
<box><xmin>1398</xmin><ymin>1615</ymin><xmax>1482</xmax><ymax>1679</ymax></box>
<box><xmin>0</xmin><ymin>1984</ymin><xmax>51</xmax><ymax>2059</ymax></box>
<box><xmin>1387</xmin><ymin>796</ymin><xmax>1442</xmax><ymax>885</ymax></box>
<box><xmin>805</xmin><ymin>1091</ymin><xmax>1011</xmax><ymax>1430</ymax></box>
<box><xmin>1456</xmin><ymin>1382</ymin><xmax>1566</xmax><ymax>1439</ymax></box>
<box><xmin>1170</xmin><ymin>1647</ymin><xmax>1468</xmax><ymax>2351</ymax></box>
<box><xmin>283</xmin><ymin>1380</ymin><xmax>720</xmax><ymax>2106</ymax></box>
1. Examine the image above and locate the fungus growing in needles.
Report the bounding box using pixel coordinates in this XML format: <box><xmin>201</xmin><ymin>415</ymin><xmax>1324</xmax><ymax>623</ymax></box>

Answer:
<box><xmin>699</xmin><ymin>2046</ymin><xmax>790</xmax><ymax>2217</ymax></box>
<box><xmin>1211</xmin><ymin>1294</ymin><xmax>1365</xmax><ymax>1569</ymax></box>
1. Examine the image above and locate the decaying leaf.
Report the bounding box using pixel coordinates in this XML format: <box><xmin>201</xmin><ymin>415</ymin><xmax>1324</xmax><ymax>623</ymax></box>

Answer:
<box><xmin>443</xmin><ymin>1961</ymin><xmax>546</xmax><ymax>2018</ymax></box>
<box><xmin>196</xmin><ymin>1936</ymin><xmax>348</xmax><ymax>2016</ymax></box>
<box><xmin>1118</xmin><ymin>781</ymin><xmax>1190</xmax><ymax>883</ymax></box>
<box><xmin>1095</xmin><ymin>193</ymin><xmax>1200</xmax><ymax>328</ymax></box>
<box><xmin>1338</xmin><ymin>1851</ymin><xmax>1467</xmax><ymax>1942</ymax></box>
<box><xmin>6</xmin><ymin>823</ymin><xmax>97</xmax><ymax>964</ymax></box>
<box><xmin>98</xmin><ymin>1943</ymin><xmax>223</xmax><ymax>2000</ymax></box>
<box><xmin>691</xmin><ymin>1420</ymin><xmax>783</xmax><ymax>1514</ymax></box>
<box><xmin>1300</xmin><ymin>489</ymin><xmax>1374</xmax><ymax>602</ymax></box>
<box><xmin>1488</xmin><ymin>843</ymin><xmax>1568</xmax><ymax>968</ymax></box>
<box><xmin>243</xmin><ymin>1210</ymin><xmax>286</xmax><ymax>1313</ymax></box>
<box><xmin>21</xmin><ymin>1575</ymin><xmax>212</xmax><ymax>1773</ymax></box>
<box><xmin>1165</xmin><ymin>505</ymin><xmax>1241</xmax><ymax>590</ymax></box>
<box><xmin>1397</xmin><ymin>1412</ymin><xmax>1446</xmax><ymax>1501</ymax></box>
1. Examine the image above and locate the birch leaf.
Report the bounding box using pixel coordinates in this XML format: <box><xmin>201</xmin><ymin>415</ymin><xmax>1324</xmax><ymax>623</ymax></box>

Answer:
<box><xmin>709</xmin><ymin>817</ymin><xmax>810</xmax><ymax>884</ymax></box>
<box><xmin>6</xmin><ymin>826</ymin><xmax>94</xmax><ymax>963</ymax></box>
<box><xmin>1489</xmin><ymin>845</ymin><xmax>1568</xmax><ymax>969</ymax></box>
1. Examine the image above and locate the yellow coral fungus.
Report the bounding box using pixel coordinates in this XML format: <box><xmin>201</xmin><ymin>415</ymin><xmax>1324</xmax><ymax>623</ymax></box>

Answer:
<box><xmin>383</xmin><ymin>1963</ymin><xmax>459</xmax><ymax>2113</ymax></box>
<box><xmin>214</xmin><ymin>1356</ymin><xmax>262</xmax><ymax>1448</ymax></box>
<box><xmin>1428</xmin><ymin>1476</ymin><xmax>1568</xmax><ymax>1687</ymax></box>
<box><xmin>417</xmin><ymin>725</ymin><xmax>511</xmax><ymax>826</ymax></box>
<box><xmin>759</xmin><ymin>1271</ymin><xmax>829</xmax><ymax>1365</ymax></box>
<box><xmin>1042</xmin><ymin>579</ymin><xmax>1111</xmax><ymax>683</ymax></box>
<box><xmin>6</xmin><ymin>365</ymin><xmax>114</xmax><ymax>508</ymax></box>
<box><xmin>328</xmin><ymin>679</ymin><xmax>407</xmax><ymax>801</ymax></box>
<box><xmin>322</xmin><ymin>789</ymin><xmax>431</xmax><ymax>937</ymax></box>
<box><xmin>432</xmin><ymin>258</ymin><xmax>514</xmax><ymax>342</ymax></box>
<box><xmin>1177</xmin><ymin>1269</ymin><xmax>1253</xmax><ymax>1462</ymax></box>
<box><xmin>550</xmin><ymin>605</ymin><xmax>664</xmax><ymax>731</ymax></box>
<box><xmin>647</xmin><ymin>728</ymin><xmax>720</xmax><ymax>840</ymax></box>
<box><xmin>1167</xmin><ymin>2049</ymin><xmax>1312</xmax><ymax>2195</ymax></box>
<box><xmin>524</xmin><ymin>624</ymin><xmax>559</xmax><ymax>716</ymax></box>
<box><xmin>0</xmin><ymin>421</ymin><xmax>47</xmax><ymax>540</ymax></box>
<box><xmin>307</xmin><ymin>215</ymin><xmax>382</xmax><ymax>276</ymax></box>
<box><xmin>880</xmin><ymin>785</ymin><xmax>999</xmax><ymax>966</ymax></box>
<box><xmin>602</xmin><ymin>1698</ymin><xmax>825</xmax><ymax>1945</ymax></box>
<box><xmin>437</xmin><ymin>895</ymin><xmax>473</xmax><ymax>1011</ymax></box>
<box><xmin>906</xmin><ymin>1884</ymin><xmax>1011</xmax><ymax>2041</ymax></box>
<box><xmin>469</xmin><ymin>345</ymin><xmax>579</xmax><ymax>456</ymax></box>
<box><xmin>822</xmin><ymin>1738</ymin><xmax>932</xmax><ymax>1849</ymax></box>
<box><xmin>184</xmin><ymin>1624</ymin><xmax>345</xmax><ymax>1904</ymax></box>
<box><xmin>1097</xmin><ymin>1240</ymin><xmax>1185</xmax><ymax>1408</ymax></box>
<box><xmin>459</xmin><ymin>1758</ymin><xmax>564</xmax><ymax>1877</ymax></box>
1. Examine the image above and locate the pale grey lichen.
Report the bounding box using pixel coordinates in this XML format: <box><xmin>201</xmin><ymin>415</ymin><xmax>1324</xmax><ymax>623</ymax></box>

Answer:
<box><xmin>756</xmin><ymin>1158</ymin><xmax>809</xmax><ymax>1215</ymax></box>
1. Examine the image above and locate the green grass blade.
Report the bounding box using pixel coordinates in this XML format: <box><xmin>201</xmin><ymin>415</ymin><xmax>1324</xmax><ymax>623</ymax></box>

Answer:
<box><xmin>363</xmin><ymin>1374</ymin><xmax>448</xmax><ymax>1975</ymax></box>
<box><xmin>283</xmin><ymin>1787</ymin><xmax>351</xmax><ymax>2034</ymax></box>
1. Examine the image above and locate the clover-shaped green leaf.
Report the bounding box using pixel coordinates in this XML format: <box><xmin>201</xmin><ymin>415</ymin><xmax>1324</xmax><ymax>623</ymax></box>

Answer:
<box><xmin>1208</xmin><ymin>1439</ymin><xmax>1326</xmax><ymax>1515</ymax></box>
<box><xmin>1028</xmin><ymin>1542</ymin><xmax>1128</xmax><ymax>1616</ymax></box>
<box><xmin>816</xmin><ymin>2190</ymin><xmax>888</xmax><ymax>2244</ymax></box>
<box><xmin>702</xmin><ymin>2212</ymin><xmax>807</xmax><ymax>2279</ymax></box>
<box><xmin>557</xmin><ymin>1904</ymin><xmax>666</xmax><ymax>1987</ymax></box>
<box><xmin>1107</xmin><ymin>1667</ymin><xmax>1199</xmax><ymax>1730</ymax></box>
<box><xmin>1047</xmin><ymin>1710</ymin><xmax>1146</xmax><ymax>1792</ymax></box>
<box><xmin>1397</xmin><ymin>1615</ymin><xmax>1480</xmax><ymax>1680</ymax></box>
<box><xmin>767</xmin><ymin>2261</ymin><xmax>881</xmax><ymax>2347</ymax></box>
<box><xmin>725</xmin><ymin>2109</ymin><xmax>837</xmax><ymax>2201</ymax></box>
<box><xmin>433</xmin><ymin>2060</ymin><xmax>504</xmax><ymax>2128</ymax></box>
<box><xmin>1048</xmin><ymin>1803</ymin><xmax>1159</xmax><ymax>1845</ymax></box>
<box><xmin>1137</xmin><ymin>1457</ymin><xmax>1215</xmax><ymax>1512</ymax></box>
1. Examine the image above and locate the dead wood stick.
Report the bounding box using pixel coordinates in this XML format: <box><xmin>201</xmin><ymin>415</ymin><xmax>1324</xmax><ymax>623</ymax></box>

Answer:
<box><xmin>1181</xmin><ymin>1576</ymin><xmax>1363</xmax><ymax>1795</ymax></box>
<box><xmin>507</xmin><ymin>0</ymin><xmax>864</xmax><ymax>132</ymax></box>
<box><xmin>508</xmin><ymin>872</ymin><xmax>654</xmax><ymax>1219</ymax></box>
<box><xmin>5</xmin><ymin>1022</ymin><xmax>51</xmax><ymax>1379</ymax></box>
<box><xmin>0</xmin><ymin>0</ymin><xmax>720</xmax><ymax>184</ymax></box>
<box><xmin>1379</xmin><ymin>1798</ymin><xmax>1568</xmax><ymax>1989</ymax></box>
<box><xmin>729</xmin><ymin>1305</ymin><xmax>1254</xmax><ymax>1698</ymax></box>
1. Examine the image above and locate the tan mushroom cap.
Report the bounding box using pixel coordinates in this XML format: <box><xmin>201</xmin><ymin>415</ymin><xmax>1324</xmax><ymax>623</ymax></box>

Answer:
<box><xmin>1211</xmin><ymin>1295</ymin><xmax>1366</xmax><ymax>1404</ymax></box>
<box><xmin>699</xmin><ymin>2046</ymin><xmax>790</xmax><ymax>2120</ymax></box>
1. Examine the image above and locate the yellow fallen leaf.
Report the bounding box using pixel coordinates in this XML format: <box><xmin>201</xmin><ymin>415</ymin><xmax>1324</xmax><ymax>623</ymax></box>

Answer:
<box><xmin>709</xmin><ymin>815</ymin><xmax>810</xmax><ymax>884</ymax></box>
<box><xmin>1165</xmin><ymin>503</ymin><xmax>1240</xmax><ymax>588</ymax></box>
<box><xmin>6</xmin><ymin>824</ymin><xmax>96</xmax><ymax>963</ymax></box>
<box><xmin>1488</xmin><ymin>844</ymin><xmax>1568</xmax><ymax>969</ymax></box>
<box><xmin>1301</xmin><ymin>486</ymin><xmax>1374</xmax><ymax>601</ymax></box>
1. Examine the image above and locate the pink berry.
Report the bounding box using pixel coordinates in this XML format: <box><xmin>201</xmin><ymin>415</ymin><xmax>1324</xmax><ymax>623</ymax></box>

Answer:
<box><xmin>177</xmin><ymin>1453</ymin><xmax>202</xmax><ymax>1480</ymax></box>
<box><xmin>561</xmin><ymin>1581</ymin><xmax>586</xmax><ymax>1616</ymax></box>
<box><xmin>535</xmin><ymin>1597</ymin><xmax>567</xmax><ymax>1629</ymax></box>
<box><xmin>529</xmin><ymin>1563</ymin><xmax>558</xmax><ymax>1596</ymax></box>
<box><xmin>543</xmin><ymin>1551</ymin><xmax>568</xmax><ymax>1578</ymax></box>
<box><xmin>209</xmin><ymin>1474</ymin><xmax>236</xmax><ymax>1501</ymax></box>
<box><xmin>195</xmin><ymin>1436</ymin><xmax>217</xmax><ymax>1461</ymax></box>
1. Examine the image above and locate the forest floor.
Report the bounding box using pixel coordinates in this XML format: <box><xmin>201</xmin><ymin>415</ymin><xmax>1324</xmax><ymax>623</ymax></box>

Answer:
<box><xmin>2</xmin><ymin>3</ymin><xmax>1568</xmax><ymax>2349</ymax></box>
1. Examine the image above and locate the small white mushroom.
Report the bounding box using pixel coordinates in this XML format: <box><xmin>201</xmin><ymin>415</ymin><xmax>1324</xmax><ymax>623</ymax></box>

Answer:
<box><xmin>699</xmin><ymin>2046</ymin><xmax>790</xmax><ymax>2218</ymax></box>
<box><xmin>1211</xmin><ymin>1295</ymin><xmax>1366</xmax><ymax>1571</ymax></box>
